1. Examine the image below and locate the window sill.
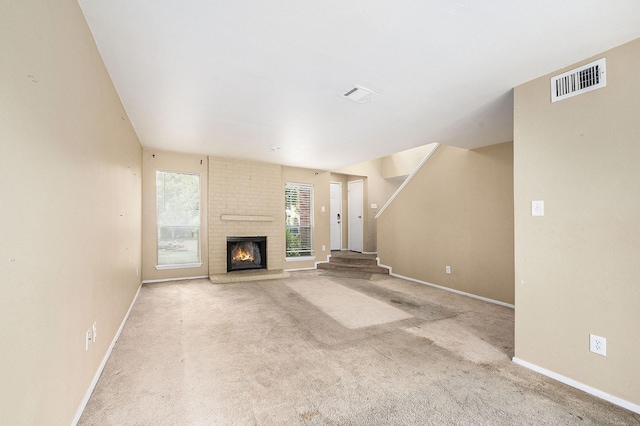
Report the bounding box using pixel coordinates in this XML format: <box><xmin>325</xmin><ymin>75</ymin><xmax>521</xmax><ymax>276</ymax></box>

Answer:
<box><xmin>285</xmin><ymin>256</ymin><xmax>316</xmax><ymax>262</ymax></box>
<box><xmin>155</xmin><ymin>263</ymin><xmax>203</xmax><ymax>270</ymax></box>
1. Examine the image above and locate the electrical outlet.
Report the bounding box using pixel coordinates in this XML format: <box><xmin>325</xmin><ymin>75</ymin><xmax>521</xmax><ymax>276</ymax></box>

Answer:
<box><xmin>590</xmin><ymin>334</ymin><xmax>606</xmax><ymax>356</ymax></box>
<box><xmin>445</xmin><ymin>266</ymin><xmax>451</xmax><ymax>274</ymax></box>
<box><xmin>86</xmin><ymin>329</ymin><xmax>92</xmax><ymax>350</ymax></box>
<box><xmin>92</xmin><ymin>322</ymin><xmax>97</xmax><ymax>345</ymax></box>
<box><xmin>322</xmin><ymin>245</ymin><xmax>326</xmax><ymax>252</ymax></box>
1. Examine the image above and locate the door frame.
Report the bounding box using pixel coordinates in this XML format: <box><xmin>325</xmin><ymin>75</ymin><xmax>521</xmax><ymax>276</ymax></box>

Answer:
<box><xmin>330</xmin><ymin>181</ymin><xmax>343</xmax><ymax>251</ymax></box>
<box><xmin>347</xmin><ymin>179</ymin><xmax>364</xmax><ymax>253</ymax></box>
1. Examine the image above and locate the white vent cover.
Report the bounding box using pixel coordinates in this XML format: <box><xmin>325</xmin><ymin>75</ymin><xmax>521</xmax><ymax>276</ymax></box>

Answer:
<box><xmin>551</xmin><ymin>58</ymin><xmax>606</xmax><ymax>102</ymax></box>
<box><xmin>341</xmin><ymin>85</ymin><xmax>378</xmax><ymax>103</ymax></box>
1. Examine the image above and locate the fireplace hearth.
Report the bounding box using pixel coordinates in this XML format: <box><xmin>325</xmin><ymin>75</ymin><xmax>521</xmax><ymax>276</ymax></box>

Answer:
<box><xmin>227</xmin><ymin>236</ymin><xmax>267</xmax><ymax>272</ymax></box>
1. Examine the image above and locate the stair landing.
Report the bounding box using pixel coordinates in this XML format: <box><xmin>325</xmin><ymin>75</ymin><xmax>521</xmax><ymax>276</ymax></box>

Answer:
<box><xmin>317</xmin><ymin>251</ymin><xmax>389</xmax><ymax>275</ymax></box>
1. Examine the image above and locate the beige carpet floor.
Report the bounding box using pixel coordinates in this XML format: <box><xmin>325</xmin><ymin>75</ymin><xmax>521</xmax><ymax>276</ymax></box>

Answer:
<box><xmin>79</xmin><ymin>271</ymin><xmax>639</xmax><ymax>425</ymax></box>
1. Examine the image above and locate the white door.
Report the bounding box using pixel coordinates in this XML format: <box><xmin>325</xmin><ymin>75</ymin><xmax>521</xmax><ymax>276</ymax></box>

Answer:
<box><xmin>348</xmin><ymin>179</ymin><xmax>363</xmax><ymax>253</ymax></box>
<box><xmin>330</xmin><ymin>182</ymin><xmax>342</xmax><ymax>250</ymax></box>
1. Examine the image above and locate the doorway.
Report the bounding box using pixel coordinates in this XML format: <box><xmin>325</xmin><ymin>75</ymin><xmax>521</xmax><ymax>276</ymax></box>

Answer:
<box><xmin>330</xmin><ymin>182</ymin><xmax>342</xmax><ymax>251</ymax></box>
<box><xmin>348</xmin><ymin>179</ymin><xmax>363</xmax><ymax>252</ymax></box>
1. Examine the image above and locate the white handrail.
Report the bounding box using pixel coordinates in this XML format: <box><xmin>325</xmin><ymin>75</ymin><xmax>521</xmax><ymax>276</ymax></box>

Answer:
<box><xmin>375</xmin><ymin>143</ymin><xmax>440</xmax><ymax>219</ymax></box>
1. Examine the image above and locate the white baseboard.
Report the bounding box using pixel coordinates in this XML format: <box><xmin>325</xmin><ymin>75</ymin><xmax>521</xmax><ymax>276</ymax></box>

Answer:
<box><xmin>512</xmin><ymin>357</ymin><xmax>640</xmax><ymax>414</ymax></box>
<box><xmin>380</xmin><ymin>264</ymin><xmax>514</xmax><ymax>309</ymax></box>
<box><xmin>314</xmin><ymin>254</ymin><xmax>331</xmax><ymax>268</ymax></box>
<box><xmin>71</xmin><ymin>283</ymin><xmax>142</xmax><ymax>425</ymax></box>
<box><xmin>285</xmin><ymin>266</ymin><xmax>318</xmax><ymax>272</ymax></box>
<box><xmin>283</xmin><ymin>254</ymin><xmax>331</xmax><ymax>272</ymax></box>
<box><xmin>142</xmin><ymin>275</ymin><xmax>209</xmax><ymax>284</ymax></box>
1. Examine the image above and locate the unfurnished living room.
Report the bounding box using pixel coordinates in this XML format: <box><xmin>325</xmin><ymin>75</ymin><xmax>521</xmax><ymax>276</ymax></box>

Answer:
<box><xmin>2</xmin><ymin>1</ymin><xmax>640</xmax><ymax>425</ymax></box>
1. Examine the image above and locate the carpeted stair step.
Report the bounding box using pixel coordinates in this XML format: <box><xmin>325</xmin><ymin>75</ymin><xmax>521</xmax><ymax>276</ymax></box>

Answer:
<box><xmin>326</xmin><ymin>256</ymin><xmax>379</xmax><ymax>266</ymax></box>
<box><xmin>318</xmin><ymin>260</ymin><xmax>389</xmax><ymax>274</ymax></box>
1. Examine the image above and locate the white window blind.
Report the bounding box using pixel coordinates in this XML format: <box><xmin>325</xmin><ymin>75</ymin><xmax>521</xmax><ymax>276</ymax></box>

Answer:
<box><xmin>285</xmin><ymin>182</ymin><xmax>314</xmax><ymax>257</ymax></box>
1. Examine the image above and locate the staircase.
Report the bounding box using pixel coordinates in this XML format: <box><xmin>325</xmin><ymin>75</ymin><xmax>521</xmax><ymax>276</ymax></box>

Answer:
<box><xmin>317</xmin><ymin>251</ymin><xmax>389</xmax><ymax>275</ymax></box>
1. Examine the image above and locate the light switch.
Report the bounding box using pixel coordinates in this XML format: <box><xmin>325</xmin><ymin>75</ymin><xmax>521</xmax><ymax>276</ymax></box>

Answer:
<box><xmin>321</xmin><ymin>206</ymin><xmax>325</xmax><ymax>212</ymax></box>
<box><xmin>532</xmin><ymin>200</ymin><xmax>544</xmax><ymax>216</ymax></box>
<box><xmin>371</xmin><ymin>203</ymin><xmax>377</xmax><ymax>209</ymax></box>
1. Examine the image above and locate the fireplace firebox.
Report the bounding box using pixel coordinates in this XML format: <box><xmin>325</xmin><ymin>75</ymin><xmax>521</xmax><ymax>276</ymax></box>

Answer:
<box><xmin>227</xmin><ymin>236</ymin><xmax>267</xmax><ymax>272</ymax></box>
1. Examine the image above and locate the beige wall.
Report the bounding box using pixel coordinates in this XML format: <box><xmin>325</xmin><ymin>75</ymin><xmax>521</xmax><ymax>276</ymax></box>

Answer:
<box><xmin>0</xmin><ymin>0</ymin><xmax>142</xmax><ymax>424</ymax></box>
<box><xmin>377</xmin><ymin>143</ymin><xmax>514</xmax><ymax>304</ymax></box>
<box><xmin>209</xmin><ymin>157</ymin><xmax>284</xmax><ymax>274</ymax></box>
<box><xmin>382</xmin><ymin>143</ymin><xmax>438</xmax><ymax>179</ymax></box>
<box><xmin>142</xmin><ymin>150</ymin><xmax>209</xmax><ymax>281</ymax></box>
<box><xmin>282</xmin><ymin>167</ymin><xmax>332</xmax><ymax>269</ymax></box>
<box><xmin>336</xmin><ymin>158</ymin><xmax>403</xmax><ymax>253</ymax></box>
<box><xmin>514</xmin><ymin>39</ymin><xmax>640</xmax><ymax>406</ymax></box>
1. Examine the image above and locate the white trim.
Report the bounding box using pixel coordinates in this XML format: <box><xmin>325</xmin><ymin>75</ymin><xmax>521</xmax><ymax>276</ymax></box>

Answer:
<box><xmin>314</xmin><ymin>254</ymin><xmax>332</xmax><ymax>268</ymax></box>
<box><xmin>329</xmin><ymin>181</ymin><xmax>343</xmax><ymax>251</ymax></box>
<box><xmin>347</xmin><ymin>179</ymin><xmax>364</xmax><ymax>253</ymax></box>
<box><xmin>72</xmin><ymin>283</ymin><xmax>142</xmax><ymax>426</ymax></box>
<box><xmin>155</xmin><ymin>262</ymin><xmax>203</xmax><ymax>270</ymax></box>
<box><xmin>375</xmin><ymin>257</ymin><xmax>390</xmax><ymax>270</ymax></box>
<box><xmin>285</xmin><ymin>266</ymin><xmax>318</xmax><ymax>272</ymax></box>
<box><xmin>142</xmin><ymin>275</ymin><xmax>209</xmax><ymax>284</ymax></box>
<box><xmin>375</xmin><ymin>143</ymin><xmax>439</xmax><ymax>219</ymax></box>
<box><xmin>381</xmin><ymin>264</ymin><xmax>514</xmax><ymax>309</ymax></box>
<box><xmin>512</xmin><ymin>357</ymin><xmax>640</xmax><ymax>415</ymax></box>
<box><xmin>285</xmin><ymin>256</ymin><xmax>316</xmax><ymax>262</ymax></box>
<box><xmin>362</xmin><ymin>251</ymin><xmax>377</xmax><ymax>255</ymax></box>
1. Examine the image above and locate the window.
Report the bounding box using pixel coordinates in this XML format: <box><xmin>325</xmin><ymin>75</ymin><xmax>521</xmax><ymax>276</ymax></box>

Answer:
<box><xmin>156</xmin><ymin>171</ymin><xmax>200</xmax><ymax>267</ymax></box>
<box><xmin>285</xmin><ymin>182</ymin><xmax>313</xmax><ymax>257</ymax></box>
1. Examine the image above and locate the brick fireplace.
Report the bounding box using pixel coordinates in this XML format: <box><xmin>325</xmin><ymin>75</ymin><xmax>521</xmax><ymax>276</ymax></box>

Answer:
<box><xmin>208</xmin><ymin>157</ymin><xmax>285</xmax><ymax>275</ymax></box>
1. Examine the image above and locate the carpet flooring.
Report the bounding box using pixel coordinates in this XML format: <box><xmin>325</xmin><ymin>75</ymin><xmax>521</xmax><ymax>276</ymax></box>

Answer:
<box><xmin>285</xmin><ymin>277</ymin><xmax>412</xmax><ymax>329</ymax></box>
<box><xmin>78</xmin><ymin>271</ymin><xmax>639</xmax><ymax>425</ymax></box>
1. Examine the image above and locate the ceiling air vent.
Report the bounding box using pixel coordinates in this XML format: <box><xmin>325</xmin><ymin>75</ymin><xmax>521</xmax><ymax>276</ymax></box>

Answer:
<box><xmin>341</xmin><ymin>85</ymin><xmax>378</xmax><ymax>103</ymax></box>
<box><xmin>551</xmin><ymin>58</ymin><xmax>606</xmax><ymax>103</ymax></box>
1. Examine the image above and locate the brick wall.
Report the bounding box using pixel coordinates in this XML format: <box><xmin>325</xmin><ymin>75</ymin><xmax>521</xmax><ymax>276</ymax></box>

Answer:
<box><xmin>208</xmin><ymin>157</ymin><xmax>284</xmax><ymax>274</ymax></box>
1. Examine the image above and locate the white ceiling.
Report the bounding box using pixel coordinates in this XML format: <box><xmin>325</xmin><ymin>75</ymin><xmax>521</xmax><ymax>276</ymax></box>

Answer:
<box><xmin>78</xmin><ymin>1</ymin><xmax>640</xmax><ymax>171</ymax></box>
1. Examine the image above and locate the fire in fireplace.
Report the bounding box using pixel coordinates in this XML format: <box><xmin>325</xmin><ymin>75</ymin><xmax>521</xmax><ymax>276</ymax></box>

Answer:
<box><xmin>227</xmin><ymin>236</ymin><xmax>267</xmax><ymax>272</ymax></box>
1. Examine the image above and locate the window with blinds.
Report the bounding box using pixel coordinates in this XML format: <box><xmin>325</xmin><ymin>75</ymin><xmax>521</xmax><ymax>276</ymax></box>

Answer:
<box><xmin>285</xmin><ymin>182</ymin><xmax>314</xmax><ymax>257</ymax></box>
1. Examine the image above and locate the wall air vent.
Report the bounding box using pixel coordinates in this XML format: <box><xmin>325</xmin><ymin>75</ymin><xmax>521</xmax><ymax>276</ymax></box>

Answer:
<box><xmin>341</xmin><ymin>85</ymin><xmax>378</xmax><ymax>103</ymax></box>
<box><xmin>551</xmin><ymin>58</ymin><xmax>606</xmax><ymax>103</ymax></box>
